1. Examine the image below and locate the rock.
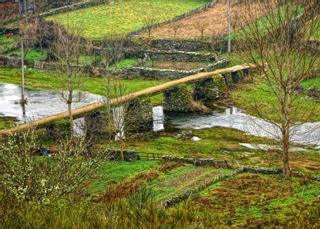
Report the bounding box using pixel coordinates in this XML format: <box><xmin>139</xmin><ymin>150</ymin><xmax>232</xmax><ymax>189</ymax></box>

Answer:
<box><xmin>191</xmin><ymin>136</ymin><xmax>201</xmax><ymax>142</ymax></box>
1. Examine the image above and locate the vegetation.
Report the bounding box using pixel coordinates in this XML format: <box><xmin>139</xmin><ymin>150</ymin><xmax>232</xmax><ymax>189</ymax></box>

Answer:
<box><xmin>0</xmin><ymin>0</ymin><xmax>319</xmax><ymax>227</ymax></box>
<box><xmin>48</xmin><ymin>0</ymin><xmax>210</xmax><ymax>40</ymax></box>
<box><xmin>302</xmin><ymin>76</ymin><xmax>320</xmax><ymax>90</ymax></box>
<box><xmin>0</xmin><ymin>67</ymin><xmax>166</xmax><ymax>99</ymax></box>
<box><xmin>231</xmin><ymin>75</ymin><xmax>320</xmax><ymax>122</ymax></box>
<box><xmin>0</xmin><ymin>34</ymin><xmax>17</xmax><ymax>54</ymax></box>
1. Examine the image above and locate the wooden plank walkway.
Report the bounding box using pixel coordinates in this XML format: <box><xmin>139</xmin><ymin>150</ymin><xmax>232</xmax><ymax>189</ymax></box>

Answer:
<box><xmin>0</xmin><ymin>64</ymin><xmax>256</xmax><ymax>136</ymax></box>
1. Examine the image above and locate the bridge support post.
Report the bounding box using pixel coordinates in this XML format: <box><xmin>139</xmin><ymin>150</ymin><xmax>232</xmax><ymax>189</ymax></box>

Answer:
<box><xmin>45</xmin><ymin>120</ymin><xmax>70</xmax><ymax>139</ymax></box>
<box><xmin>223</xmin><ymin>68</ymin><xmax>250</xmax><ymax>87</ymax></box>
<box><xmin>163</xmin><ymin>85</ymin><xmax>208</xmax><ymax>113</ymax></box>
<box><xmin>193</xmin><ymin>78</ymin><xmax>219</xmax><ymax>101</ymax></box>
<box><xmin>85</xmin><ymin>110</ymin><xmax>116</xmax><ymax>141</ymax></box>
<box><xmin>124</xmin><ymin>98</ymin><xmax>153</xmax><ymax>134</ymax></box>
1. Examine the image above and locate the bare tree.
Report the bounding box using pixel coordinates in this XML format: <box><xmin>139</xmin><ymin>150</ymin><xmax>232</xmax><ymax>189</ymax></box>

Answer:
<box><xmin>143</xmin><ymin>16</ymin><xmax>158</xmax><ymax>39</ymax></box>
<box><xmin>233</xmin><ymin>0</ymin><xmax>320</xmax><ymax>177</ymax></box>
<box><xmin>172</xmin><ymin>23</ymin><xmax>182</xmax><ymax>39</ymax></box>
<box><xmin>50</xmin><ymin>26</ymin><xmax>84</xmax><ymax>137</ymax></box>
<box><xmin>193</xmin><ymin>21</ymin><xmax>209</xmax><ymax>40</ymax></box>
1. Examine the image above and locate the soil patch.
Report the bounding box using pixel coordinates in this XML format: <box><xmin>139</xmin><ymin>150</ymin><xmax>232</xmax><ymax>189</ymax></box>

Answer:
<box><xmin>144</xmin><ymin>61</ymin><xmax>209</xmax><ymax>71</ymax></box>
<box><xmin>141</xmin><ymin>2</ymin><xmax>274</xmax><ymax>39</ymax></box>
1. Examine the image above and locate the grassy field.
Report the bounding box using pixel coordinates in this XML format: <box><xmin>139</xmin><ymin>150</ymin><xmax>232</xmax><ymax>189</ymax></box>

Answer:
<box><xmin>187</xmin><ymin>173</ymin><xmax>320</xmax><ymax>227</ymax></box>
<box><xmin>302</xmin><ymin>76</ymin><xmax>320</xmax><ymax>90</ymax></box>
<box><xmin>48</xmin><ymin>0</ymin><xmax>210</xmax><ymax>40</ymax></box>
<box><xmin>89</xmin><ymin>160</ymin><xmax>159</xmax><ymax>196</ymax></box>
<box><xmin>230</xmin><ymin>75</ymin><xmax>320</xmax><ymax>122</ymax></box>
<box><xmin>0</xmin><ymin>67</ymin><xmax>165</xmax><ymax>99</ymax></box>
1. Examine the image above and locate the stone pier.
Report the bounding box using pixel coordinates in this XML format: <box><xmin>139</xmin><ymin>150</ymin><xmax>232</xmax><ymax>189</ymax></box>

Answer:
<box><xmin>124</xmin><ymin>98</ymin><xmax>153</xmax><ymax>134</ymax></box>
<box><xmin>193</xmin><ymin>78</ymin><xmax>219</xmax><ymax>101</ymax></box>
<box><xmin>85</xmin><ymin>109</ymin><xmax>116</xmax><ymax>141</ymax></box>
<box><xmin>163</xmin><ymin>85</ymin><xmax>208</xmax><ymax>113</ymax></box>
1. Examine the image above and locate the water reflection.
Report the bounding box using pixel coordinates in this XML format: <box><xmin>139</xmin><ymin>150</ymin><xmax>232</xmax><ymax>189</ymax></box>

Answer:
<box><xmin>0</xmin><ymin>83</ymin><xmax>104</xmax><ymax>122</ymax></box>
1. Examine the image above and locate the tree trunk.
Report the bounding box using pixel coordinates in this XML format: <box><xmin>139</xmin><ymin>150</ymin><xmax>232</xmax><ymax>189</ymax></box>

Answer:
<box><xmin>68</xmin><ymin>100</ymin><xmax>73</xmax><ymax>138</ymax></box>
<box><xmin>20</xmin><ymin>38</ymin><xmax>26</xmax><ymax>119</ymax></box>
<box><xmin>280</xmin><ymin>90</ymin><xmax>291</xmax><ymax>178</ymax></box>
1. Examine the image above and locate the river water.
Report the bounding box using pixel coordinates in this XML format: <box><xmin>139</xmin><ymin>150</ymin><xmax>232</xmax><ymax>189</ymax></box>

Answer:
<box><xmin>163</xmin><ymin>106</ymin><xmax>320</xmax><ymax>147</ymax></box>
<box><xmin>0</xmin><ymin>83</ymin><xmax>104</xmax><ymax>122</ymax></box>
<box><xmin>1</xmin><ymin>83</ymin><xmax>320</xmax><ymax>147</ymax></box>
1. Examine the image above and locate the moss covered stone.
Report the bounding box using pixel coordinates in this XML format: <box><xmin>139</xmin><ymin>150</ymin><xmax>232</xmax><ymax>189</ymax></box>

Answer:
<box><xmin>163</xmin><ymin>85</ymin><xmax>193</xmax><ymax>112</ymax></box>
<box><xmin>124</xmin><ymin>98</ymin><xmax>153</xmax><ymax>134</ymax></box>
<box><xmin>212</xmin><ymin>74</ymin><xmax>228</xmax><ymax>98</ymax></box>
<box><xmin>193</xmin><ymin>78</ymin><xmax>219</xmax><ymax>101</ymax></box>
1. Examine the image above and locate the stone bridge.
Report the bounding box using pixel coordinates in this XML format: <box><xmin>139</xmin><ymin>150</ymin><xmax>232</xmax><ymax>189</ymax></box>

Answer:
<box><xmin>0</xmin><ymin>64</ymin><xmax>256</xmax><ymax>136</ymax></box>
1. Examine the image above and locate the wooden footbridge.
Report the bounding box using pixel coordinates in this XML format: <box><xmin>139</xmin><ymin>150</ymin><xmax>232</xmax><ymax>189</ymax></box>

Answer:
<box><xmin>0</xmin><ymin>64</ymin><xmax>256</xmax><ymax>136</ymax></box>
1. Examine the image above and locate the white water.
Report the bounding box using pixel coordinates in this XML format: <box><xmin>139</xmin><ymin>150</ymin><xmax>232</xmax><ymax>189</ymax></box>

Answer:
<box><xmin>166</xmin><ymin>107</ymin><xmax>320</xmax><ymax>147</ymax></box>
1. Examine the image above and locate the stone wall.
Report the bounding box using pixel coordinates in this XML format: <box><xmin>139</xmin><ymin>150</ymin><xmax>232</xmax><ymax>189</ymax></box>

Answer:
<box><xmin>119</xmin><ymin>60</ymin><xmax>227</xmax><ymax>80</ymax></box>
<box><xmin>0</xmin><ymin>54</ymin><xmax>21</xmax><ymax>67</ymax></box>
<box><xmin>162</xmin><ymin>156</ymin><xmax>230</xmax><ymax>168</ymax></box>
<box><xmin>40</xmin><ymin>0</ymin><xmax>110</xmax><ymax>17</ymax></box>
<box><xmin>128</xmin><ymin>49</ymin><xmax>219</xmax><ymax>62</ymax></box>
<box><xmin>107</xmin><ymin>149</ymin><xmax>141</xmax><ymax>162</ymax></box>
<box><xmin>147</xmin><ymin>38</ymin><xmax>228</xmax><ymax>52</ymax></box>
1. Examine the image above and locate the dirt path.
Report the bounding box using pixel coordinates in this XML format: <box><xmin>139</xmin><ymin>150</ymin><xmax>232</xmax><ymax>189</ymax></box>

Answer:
<box><xmin>141</xmin><ymin>2</ymin><xmax>273</xmax><ymax>40</ymax></box>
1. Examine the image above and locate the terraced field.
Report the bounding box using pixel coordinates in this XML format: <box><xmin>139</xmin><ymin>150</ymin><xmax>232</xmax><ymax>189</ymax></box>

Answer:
<box><xmin>48</xmin><ymin>0</ymin><xmax>211</xmax><ymax>40</ymax></box>
<box><xmin>143</xmin><ymin>2</ymin><xmax>273</xmax><ymax>40</ymax></box>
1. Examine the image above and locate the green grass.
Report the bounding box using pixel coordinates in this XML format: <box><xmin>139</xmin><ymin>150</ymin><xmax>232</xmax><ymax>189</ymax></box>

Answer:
<box><xmin>47</xmin><ymin>0</ymin><xmax>210</xmax><ymax>40</ymax></box>
<box><xmin>0</xmin><ymin>67</ymin><xmax>166</xmax><ymax>99</ymax></box>
<box><xmin>106</xmin><ymin>127</ymin><xmax>275</xmax><ymax>160</ymax></box>
<box><xmin>230</xmin><ymin>3</ymin><xmax>303</xmax><ymax>41</ymax></box>
<box><xmin>110</xmin><ymin>58</ymin><xmax>139</xmax><ymax>70</ymax></box>
<box><xmin>147</xmin><ymin>165</ymin><xmax>232</xmax><ymax>201</ymax></box>
<box><xmin>0</xmin><ymin>117</ymin><xmax>16</xmax><ymax>130</ymax></box>
<box><xmin>302</xmin><ymin>76</ymin><xmax>320</xmax><ymax>90</ymax></box>
<box><xmin>231</xmin><ymin>76</ymin><xmax>320</xmax><ymax>122</ymax></box>
<box><xmin>6</xmin><ymin>49</ymin><xmax>48</xmax><ymax>63</ymax></box>
<box><xmin>308</xmin><ymin>16</ymin><xmax>320</xmax><ymax>41</ymax></box>
<box><xmin>0</xmin><ymin>34</ymin><xmax>17</xmax><ymax>53</ymax></box>
<box><xmin>89</xmin><ymin>160</ymin><xmax>159</xmax><ymax>196</ymax></box>
<box><xmin>190</xmin><ymin>173</ymin><xmax>320</xmax><ymax>227</ymax></box>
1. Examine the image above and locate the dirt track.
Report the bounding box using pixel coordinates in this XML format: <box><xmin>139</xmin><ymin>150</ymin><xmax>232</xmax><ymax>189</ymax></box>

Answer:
<box><xmin>142</xmin><ymin>2</ymin><xmax>273</xmax><ymax>40</ymax></box>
